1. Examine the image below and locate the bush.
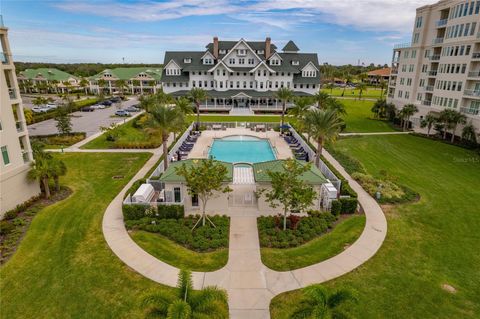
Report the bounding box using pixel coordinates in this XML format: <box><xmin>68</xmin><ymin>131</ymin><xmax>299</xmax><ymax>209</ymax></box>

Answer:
<box><xmin>327</xmin><ymin>147</ymin><xmax>366</xmax><ymax>175</ymax></box>
<box><xmin>123</xmin><ymin>204</ymin><xmax>149</xmax><ymax>221</ymax></box>
<box><xmin>339</xmin><ymin>197</ymin><xmax>358</xmax><ymax>214</ymax></box>
<box><xmin>157</xmin><ymin>205</ymin><xmax>184</xmax><ymax>219</ymax></box>
<box><xmin>30</xmin><ymin>133</ymin><xmax>86</xmax><ymax>147</ymax></box>
<box><xmin>330</xmin><ymin>200</ymin><xmax>342</xmax><ymax>216</ymax></box>
<box><xmin>0</xmin><ymin>221</ymin><xmax>14</xmax><ymax>236</ymax></box>
<box><xmin>3</xmin><ymin>210</ymin><xmax>18</xmax><ymax>220</ymax></box>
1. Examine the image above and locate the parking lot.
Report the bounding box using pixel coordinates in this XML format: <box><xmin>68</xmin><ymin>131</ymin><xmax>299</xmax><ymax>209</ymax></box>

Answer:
<box><xmin>27</xmin><ymin>97</ymin><xmax>140</xmax><ymax>137</ymax></box>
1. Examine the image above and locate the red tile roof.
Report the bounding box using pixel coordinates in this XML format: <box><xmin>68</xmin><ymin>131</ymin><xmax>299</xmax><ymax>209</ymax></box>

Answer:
<box><xmin>367</xmin><ymin>67</ymin><xmax>391</xmax><ymax>76</ymax></box>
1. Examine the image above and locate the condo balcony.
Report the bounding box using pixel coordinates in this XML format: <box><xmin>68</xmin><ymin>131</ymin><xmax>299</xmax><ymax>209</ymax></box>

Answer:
<box><xmin>460</xmin><ymin>107</ymin><xmax>479</xmax><ymax>116</ymax></box>
<box><xmin>16</xmin><ymin>121</ymin><xmax>24</xmax><ymax>133</ymax></box>
<box><xmin>391</xmin><ymin>69</ymin><xmax>398</xmax><ymax>74</ymax></box>
<box><xmin>472</xmin><ymin>52</ymin><xmax>480</xmax><ymax>59</ymax></box>
<box><xmin>1</xmin><ymin>52</ymin><xmax>8</xmax><ymax>64</ymax></box>
<box><xmin>22</xmin><ymin>151</ymin><xmax>30</xmax><ymax>164</ymax></box>
<box><xmin>422</xmin><ymin>100</ymin><xmax>432</xmax><ymax>106</ymax></box>
<box><xmin>429</xmin><ymin>55</ymin><xmax>441</xmax><ymax>61</ymax></box>
<box><xmin>436</xmin><ymin>19</ymin><xmax>448</xmax><ymax>27</ymax></box>
<box><xmin>432</xmin><ymin>38</ymin><xmax>444</xmax><ymax>45</ymax></box>
<box><xmin>428</xmin><ymin>70</ymin><xmax>438</xmax><ymax>76</ymax></box>
<box><xmin>394</xmin><ymin>42</ymin><xmax>411</xmax><ymax>49</ymax></box>
<box><xmin>8</xmin><ymin>88</ymin><xmax>17</xmax><ymax>99</ymax></box>
<box><xmin>464</xmin><ymin>89</ymin><xmax>480</xmax><ymax>97</ymax></box>
<box><xmin>468</xmin><ymin>71</ymin><xmax>480</xmax><ymax>78</ymax></box>
<box><xmin>389</xmin><ymin>81</ymin><xmax>396</xmax><ymax>87</ymax></box>
<box><xmin>388</xmin><ymin>93</ymin><xmax>394</xmax><ymax>98</ymax></box>
<box><xmin>425</xmin><ymin>85</ymin><xmax>434</xmax><ymax>92</ymax></box>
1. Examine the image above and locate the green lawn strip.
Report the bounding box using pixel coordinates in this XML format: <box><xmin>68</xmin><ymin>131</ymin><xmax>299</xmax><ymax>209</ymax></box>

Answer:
<box><xmin>130</xmin><ymin>230</ymin><xmax>228</xmax><ymax>272</ymax></box>
<box><xmin>340</xmin><ymin>99</ymin><xmax>395</xmax><ymax>133</ymax></box>
<box><xmin>261</xmin><ymin>215</ymin><xmax>365</xmax><ymax>271</ymax></box>
<box><xmin>270</xmin><ymin>135</ymin><xmax>480</xmax><ymax>318</ymax></box>
<box><xmin>0</xmin><ymin>152</ymin><xmax>181</xmax><ymax>318</ymax></box>
<box><xmin>322</xmin><ymin>88</ymin><xmax>384</xmax><ymax>99</ymax></box>
<box><xmin>189</xmin><ymin>114</ymin><xmax>281</xmax><ymax>123</ymax></box>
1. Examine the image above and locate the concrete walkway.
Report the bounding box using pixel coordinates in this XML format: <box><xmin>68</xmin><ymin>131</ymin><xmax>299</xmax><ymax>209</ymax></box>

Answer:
<box><xmin>101</xmin><ymin>141</ymin><xmax>387</xmax><ymax>318</ymax></box>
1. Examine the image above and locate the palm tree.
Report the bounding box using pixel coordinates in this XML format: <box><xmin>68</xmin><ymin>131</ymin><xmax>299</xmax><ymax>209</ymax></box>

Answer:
<box><xmin>400</xmin><ymin>104</ymin><xmax>418</xmax><ymax>131</ymax></box>
<box><xmin>97</xmin><ymin>79</ymin><xmax>107</xmax><ymax>96</ymax></box>
<box><xmin>79</xmin><ymin>78</ymin><xmax>89</xmax><ymax>95</ymax></box>
<box><xmin>289</xmin><ymin>96</ymin><xmax>313</xmax><ymax>119</ymax></box>
<box><xmin>420</xmin><ymin>112</ymin><xmax>437</xmax><ymax>137</ymax></box>
<box><xmin>175</xmin><ymin>97</ymin><xmax>193</xmax><ymax>115</ymax></box>
<box><xmin>325</xmin><ymin>98</ymin><xmax>346</xmax><ymax>116</ymax></box>
<box><xmin>291</xmin><ymin>285</ymin><xmax>357</xmax><ymax>319</ymax></box>
<box><xmin>379</xmin><ymin>78</ymin><xmax>387</xmax><ymax>99</ymax></box>
<box><xmin>28</xmin><ymin>157</ymin><xmax>53</xmax><ymax>199</ymax></box>
<box><xmin>313</xmin><ymin>91</ymin><xmax>331</xmax><ymax>109</ymax></box>
<box><xmin>51</xmin><ymin>157</ymin><xmax>67</xmax><ymax>192</ymax></box>
<box><xmin>357</xmin><ymin>82</ymin><xmax>367</xmax><ymax>100</ymax></box>
<box><xmin>115</xmin><ymin>79</ymin><xmax>127</xmax><ymax>96</ymax></box>
<box><xmin>341</xmin><ymin>73</ymin><xmax>352</xmax><ymax>97</ymax></box>
<box><xmin>304</xmin><ymin>109</ymin><xmax>344</xmax><ymax>167</ymax></box>
<box><xmin>142</xmin><ymin>269</ymin><xmax>228</xmax><ymax>319</ymax></box>
<box><xmin>371</xmin><ymin>99</ymin><xmax>385</xmax><ymax>119</ymax></box>
<box><xmin>50</xmin><ymin>80</ymin><xmax>60</xmax><ymax>93</ymax></box>
<box><xmin>439</xmin><ymin>109</ymin><xmax>456</xmax><ymax>140</ymax></box>
<box><xmin>461</xmin><ymin>123</ymin><xmax>478</xmax><ymax>145</ymax></box>
<box><xmin>323</xmin><ymin>82</ymin><xmax>334</xmax><ymax>94</ymax></box>
<box><xmin>448</xmin><ymin>110</ymin><xmax>467</xmax><ymax>143</ymax></box>
<box><xmin>188</xmin><ymin>87</ymin><xmax>208</xmax><ymax>131</ymax></box>
<box><xmin>147</xmin><ymin>104</ymin><xmax>182</xmax><ymax>170</ymax></box>
<box><xmin>275</xmin><ymin>87</ymin><xmax>294</xmax><ymax>134</ymax></box>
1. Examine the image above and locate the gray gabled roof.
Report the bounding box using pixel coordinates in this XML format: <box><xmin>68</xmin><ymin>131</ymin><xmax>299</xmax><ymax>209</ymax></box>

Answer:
<box><xmin>282</xmin><ymin>40</ymin><xmax>299</xmax><ymax>52</ymax></box>
<box><xmin>205</xmin><ymin>41</ymin><xmax>277</xmax><ymax>55</ymax></box>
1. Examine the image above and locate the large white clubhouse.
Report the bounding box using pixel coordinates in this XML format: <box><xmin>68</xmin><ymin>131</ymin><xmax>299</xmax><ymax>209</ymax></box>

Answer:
<box><xmin>161</xmin><ymin>37</ymin><xmax>321</xmax><ymax>113</ymax></box>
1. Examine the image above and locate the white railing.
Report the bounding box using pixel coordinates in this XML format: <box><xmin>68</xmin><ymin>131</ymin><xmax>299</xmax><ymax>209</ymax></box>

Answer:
<box><xmin>472</xmin><ymin>52</ymin><xmax>480</xmax><ymax>59</ymax></box>
<box><xmin>460</xmin><ymin>107</ymin><xmax>479</xmax><ymax>116</ymax></box>
<box><xmin>425</xmin><ymin>85</ymin><xmax>434</xmax><ymax>92</ymax></box>
<box><xmin>436</xmin><ymin>19</ymin><xmax>448</xmax><ymax>27</ymax></box>
<box><xmin>429</xmin><ymin>55</ymin><xmax>440</xmax><ymax>61</ymax></box>
<box><xmin>394</xmin><ymin>42</ymin><xmax>411</xmax><ymax>49</ymax></box>
<box><xmin>428</xmin><ymin>70</ymin><xmax>438</xmax><ymax>76</ymax></box>
<box><xmin>432</xmin><ymin>37</ymin><xmax>444</xmax><ymax>45</ymax></box>
<box><xmin>468</xmin><ymin>71</ymin><xmax>480</xmax><ymax>78</ymax></box>
<box><xmin>288</xmin><ymin>124</ymin><xmax>341</xmax><ymax>191</ymax></box>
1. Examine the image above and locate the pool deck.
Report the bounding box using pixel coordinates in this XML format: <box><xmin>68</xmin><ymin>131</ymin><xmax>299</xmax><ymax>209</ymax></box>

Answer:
<box><xmin>188</xmin><ymin>128</ymin><xmax>293</xmax><ymax>160</ymax></box>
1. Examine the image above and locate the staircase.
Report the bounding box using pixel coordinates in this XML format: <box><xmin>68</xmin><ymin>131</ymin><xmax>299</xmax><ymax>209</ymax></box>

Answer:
<box><xmin>229</xmin><ymin>107</ymin><xmax>253</xmax><ymax>115</ymax></box>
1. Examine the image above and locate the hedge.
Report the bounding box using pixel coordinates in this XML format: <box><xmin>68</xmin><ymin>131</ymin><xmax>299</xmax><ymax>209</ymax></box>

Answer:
<box><xmin>330</xmin><ymin>200</ymin><xmax>342</xmax><ymax>216</ymax></box>
<box><xmin>339</xmin><ymin>197</ymin><xmax>358</xmax><ymax>214</ymax></box>
<box><xmin>122</xmin><ymin>204</ymin><xmax>185</xmax><ymax>221</ymax></box>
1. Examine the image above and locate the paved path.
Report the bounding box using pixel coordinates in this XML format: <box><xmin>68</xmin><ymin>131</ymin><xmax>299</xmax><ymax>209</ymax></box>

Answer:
<box><xmin>101</xmin><ymin>143</ymin><xmax>387</xmax><ymax>318</ymax></box>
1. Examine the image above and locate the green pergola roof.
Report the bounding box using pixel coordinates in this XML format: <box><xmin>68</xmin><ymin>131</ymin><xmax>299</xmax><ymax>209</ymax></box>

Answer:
<box><xmin>89</xmin><ymin>67</ymin><xmax>163</xmax><ymax>81</ymax></box>
<box><xmin>18</xmin><ymin>68</ymin><xmax>77</xmax><ymax>81</ymax></box>
<box><xmin>253</xmin><ymin>160</ymin><xmax>327</xmax><ymax>185</ymax></box>
<box><xmin>158</xmin><ymin>159</ymin><xmax>233</xmax><ymax>183</ymax></box>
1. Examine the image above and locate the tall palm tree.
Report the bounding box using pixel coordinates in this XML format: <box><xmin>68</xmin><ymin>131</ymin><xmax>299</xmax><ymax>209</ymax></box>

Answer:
<box><xmin>142</xmin><ymin>269</ymin><xmax>228</xmax><ymax>319</ymax></box>
<box><xmin>79</xmin><ymin>78</ymin><xmax>89</xmax><ymax>95</ymax></box>
<box><xmin>341</xmin><ymin>73</ymin><xmax>352</xmax><ymax>97</ymax></box>
<box><xmin>420</xmin><ymin>112</ymin><xmax>437</xmax><ymax>137</ymax></box>
<box><xmin>461</xmin><ymin>123</ymin><xmax>477</xmax><ymax>145</ymax></box>
<box><xmin>291</xmin><ymin>285</ymin><xmax>357</xmax><ymax>319</ymax></box>
<box><xmin>400</xmin><ymin>104</ymin><xmax>418</xmax><ymax>131</ymax></box>
<box><xmin>439</xmin><ymin>109</ymin><xmax>456</xmax><ymax>140</ymax></box>
<box><xmin>448</xmin><ymin>110</ymin><xmax>467</xmax><ymax>143</ymax></box>
<box><xmin>50</xmin><ymin>79</ymin><xmax>60</xmax><ymax>93</ymax></box>
<box><xmin>147</xmin><ymin>104</ymin><xmax>182</xmax><ymax>170</ymax></box>
<box><xmin>289</xmin><ymin>96</ymin><xmax>313</xmax><ymax>119</ymax></box>
<box><xmin>28</xmin><ymin>157</ymin><xmax>53</xmax><ymax>199</ymax></box>
<box><xmin>323</xmin><ymin>82</ymin><xmax>334</xmax><ymax>94</ymax></box>
<box><xmin>188</xmin><ymin>87</ymin><xmax>208</xmax><ymax>131</ymax></box>
<box><xmin>357</xmin><ymin>82</ymin><xmax>367</xmax><ymax>100</ymax></box>
<box><xmin>175</xmin><ymin>97</ymin><xmax>193</xmax><ymax>115</ymax></box>
<box><xmin>313</xmin><ymin>91</ymin><xmax>330</xmax><ymax>109</ymax></box>
<box><xmin>97</xmin><ymin>79</ymin><xmax>107</xmax><ymax>96</ymax></box>
<box><xmin>275</xmin><ymin>87</ymin><xmax>294</xmax><ymax>133</ymax></box>
<box><xmin>304</xmin><ymin>109</ymin><xmax>344</xmax><ymax>167</ymax></box>
<box><xmin>379</xmin><ymin>78</ymin><xmax>387</xmax><ymax>99</ymax></box>
<box><xmin>325</xmin><ymin>98</ymin><xmax>346</xmax><ymax>116</ymax></box>
<box><xmin>115</xmin><ymin>79</ymin><xmax>127</xmax><ymax>96</ymax></box>
<box><xmin>51</xmin><ymin>157</ymin><xmax>67</xmax><ymax>192</ymax></box>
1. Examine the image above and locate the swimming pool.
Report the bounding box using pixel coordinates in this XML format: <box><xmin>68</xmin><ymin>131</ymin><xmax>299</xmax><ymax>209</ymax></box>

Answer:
<box><xmin>208</xmin><ymin>135</ymin><xmax>276</xmax><ymax>163</ymax></box>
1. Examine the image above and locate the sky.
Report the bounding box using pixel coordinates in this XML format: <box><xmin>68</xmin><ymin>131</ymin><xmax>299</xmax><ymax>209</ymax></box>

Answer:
<box><xmin>0</xmin><ymin>0</ymin><xmax>435</xmax><ymax>65</ymax></box>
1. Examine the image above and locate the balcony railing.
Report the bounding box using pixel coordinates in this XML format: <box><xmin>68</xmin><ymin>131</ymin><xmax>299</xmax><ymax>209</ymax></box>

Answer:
<box><xmin>388</xmin><ymin>93</ymin><xmax>394</xmax><ymax>98</ymax></box>
<box><xmin>394</xmin><ymin>42</ymin><xmax>411</xmax><ymax>49</ymax></box>
<box><xmin>428</xmin><ymin>70</ymin><xmax>438</xmax><ymax>76</ymax></box>
<box><xmin>425</xmin><ymin>85</ymin><xmax>434</xmax><ymax>92</ymax></box>
<box><xmin>468</xmin><ymin>71</ymin><xmax>480</xmax><ymax>78</ymax></box>
<box><xmin>389</xmin><ymin>82</ymin><xmax>396</xmax><ymax>87</ymax></box>
<box><xmin>436</xmin><ymin>19</ymin><xmax>448</xmax><ymax>27</ymax></box>
<box><xmin>460</xmin><ymin>107</ymin><xmax>479</xmax><ymax>116</ymax></box>
<box><xmin>8</xmin><ymin>88</ymin><xmax>16</xmax><ymax>99</ymax></box>
<box><xmin>22</xmin><ymin>151</ymin><xmax>30</xmax><ymax>164</ymax></box>
<box><xmin>0</xmin><ymin>52</ymin><xmax>8</xmax><ymax>64</ymax></box>
<box><xmin>391</xmin><ymin>69</ymin><xmax>398</xmax><ymax>74</ymax></box>
<box><xmin>432</xmin><ymin>37</ymin><xmax>444</xmax><ymax>45</ymax></box>
<box><xmin>429</xmin><ymin>55</ymin><xmax>441</xmax><ymax>61</ymax></box>
<box><xmin>422</xmin><ymin>100</ymin><xmax>432</xmax><ymax>106</ymax></box>
<box><xmin>472</xmin><ymin>52</ymin><xmax>480</xmax><ymax>59</ymax></box>
<box><xmin>16</xmin><ymin>121</ymin><xmax>24</xmax><ymax>132</ymax></box>
<box><xmin>464</xmin><ymin>89</ymin><xmax>480</xmax><ymax>97</ymax></box>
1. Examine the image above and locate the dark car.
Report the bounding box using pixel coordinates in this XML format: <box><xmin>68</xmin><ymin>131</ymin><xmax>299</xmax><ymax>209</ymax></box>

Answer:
<box><xmin>111</xmin><ymin>97</ymin><xmax>121</xmax><ymax>102</ymax></box>
<box><xmin>115</xmin><ymin>110</ymin><xmax>130</xmax><ymax>117</ymax></box>
<box><xmin>81</xmin><ymin>106</ymin><xmax>95</xmax><ymax>112</ymax></box>
<box><xmin>125</xmin><ymin>106</ymin><xmax>140</xmax><ymax>113</ymax></box>
<box><xmin>101</xmin><ymin>100</ymin><xmax>112</xmax><ymax>106</ymax></box>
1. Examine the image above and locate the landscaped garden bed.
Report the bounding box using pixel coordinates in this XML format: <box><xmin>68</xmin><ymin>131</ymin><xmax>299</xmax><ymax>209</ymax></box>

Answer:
<box><xmin>30</xmin><ymin>132</ymin><xmax>86</xmax><ymax>149</ymax></box>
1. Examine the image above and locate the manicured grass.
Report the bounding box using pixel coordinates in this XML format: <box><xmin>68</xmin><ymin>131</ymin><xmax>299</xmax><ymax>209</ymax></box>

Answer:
<box><xmin>82</xmin><ymin>119</ymin><xmax>161</xmax><ymax>149</ymax></box>
<box><xmin>130</xmin><ymin>230</ymin><xmax>228</xmax><ymax>272</ymax></box>
<box><xmin>341</xmin><ymin>99</ymin><xmax>395</xmax><ymax>133</ymax></box>
<box><xmin>261</xmin><ymin>215</ymin><xmax>365</xmax><ymax>271</ymax></box>
<box><xmin>190</xmin><ymin>114</ymin><xmax>281</xmax><ymax>123</ymax></box>
<box><xmin>0</xmin><ymin>152</ymin><xmax>180</xmax><ymax>318</ymax></box>
<box><xmin>322</xmin><ymin>87</ymin><xmax>384</xmax><ymax>99</ymax></box>
<box><xmin>270</xmin><ymin>135</ymin><xmax>480</xmax><ymax>318</ymax></box>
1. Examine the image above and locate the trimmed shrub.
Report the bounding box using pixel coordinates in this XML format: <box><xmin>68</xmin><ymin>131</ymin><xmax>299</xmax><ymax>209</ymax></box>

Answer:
<box><xmin>330</xmin><ymin>200</ymin><xmax>342</xmax><ymax>216</ymax></box>
<box><xmin>123</xmin><ymin>204</ymin><xmax>149</xmax><ymax>221</ymax></box>
<box><xmin>339</xmin><ymin>197</ymin><xmax>358</xmax><ymax>214</ymax></box>
<box><xmin>158</xmin><ymin>205</ymin><xmax>184</xmax><ymax>219</ymax></box>
<box><xmin>0</xmin><ymin>221</ymin><xmax>14</xmax><ymax>236</ymax></box>
<box><xmin>3</xmin><ymin>210</ymin><xmax>18</xmax><ymax>220</ymax></box>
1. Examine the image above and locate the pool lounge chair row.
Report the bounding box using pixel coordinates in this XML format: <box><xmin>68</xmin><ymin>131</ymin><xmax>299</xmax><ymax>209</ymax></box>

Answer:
<box><xmin>283</xmin><ymin>135</ymin><xmax>309</xmax><ymax>161</ymax></box>
<box><xmin>175</xmin><ymin>132</ymin><xmax>200</xmax><ymax>160</ymax></box>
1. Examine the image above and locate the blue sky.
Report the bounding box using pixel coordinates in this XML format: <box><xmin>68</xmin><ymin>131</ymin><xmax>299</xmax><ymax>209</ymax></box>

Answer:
<box><xmin>0</xmin><ymin>0</ymin><xmax>433</xmax><ymax>65</ymax></box>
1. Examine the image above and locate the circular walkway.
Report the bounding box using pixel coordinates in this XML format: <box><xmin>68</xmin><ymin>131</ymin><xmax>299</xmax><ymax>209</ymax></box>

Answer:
<box><xmin>102</xmin><ymin>149</ymin><xmax>387</xmax><ymax>319</ymax></box>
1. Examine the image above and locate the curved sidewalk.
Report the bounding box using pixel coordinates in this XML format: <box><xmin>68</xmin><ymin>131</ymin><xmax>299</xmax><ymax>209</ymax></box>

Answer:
<box><xmin>102</xmin><ymin>148</ymin><xmax>387</xmax><ymax>319</ymax></box>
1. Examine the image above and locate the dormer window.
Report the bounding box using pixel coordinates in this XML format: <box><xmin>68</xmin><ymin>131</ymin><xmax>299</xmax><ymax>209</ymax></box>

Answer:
<box><xmin>237</xmin><ymin>49</ymin><xmax>246</xmax><ymax>56</ymax></box>
<box><xmin>203</xmin><ymin>58</ymin><xmax>213</xmax><ymax>65</ymax></box>
<box><xmin>166</xmin><ymin>69</ymin><xmax>181</xmax><ymax>76</ymax></box>
<box><xmin>270</xmin><ymin>59</ymin><xmax>280</xmax><ymax>66</ymax></box>
<box><xmin>258</xmin><ymin>50</ymin><xmax>264</xmax><ymax>54</ymax></box>
<box><xmin>302</xmin><ymin>70</ymin><xmax>316</xmax><ymax>77</ymax></box>
<box><xmin>219</xmin><ymin>49</ymin><xmax>226</xmax><ymax>54</ymax></box>
<box><xmin>292</xmin><ymin>60</ymin><xmax>299</xmax><ymax>66</ymax></box>
<box><xmin>184</xmin><ymin>58</ymin><xmax>192</xmax><ymax>63</ymax></box>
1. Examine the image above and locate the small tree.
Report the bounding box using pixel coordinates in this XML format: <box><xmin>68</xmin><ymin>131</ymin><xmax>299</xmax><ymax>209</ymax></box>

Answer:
<box><xmin>276</xmin><ymin>87</ymin><xmax>294</xmax><ymax>134</ymax></box>
<box><xmin>462</xmin><ymin>123</ymin><xmax>478</xmax><ymax>145</ymax></box>
<box><xmin>175</xmin><ymin>159</ymin><xmax>232</xmax><ymax>229</ymax></box>
<box><xmin>54</xmin><ymin>106</ymin><xmax>72</xmax><ymax>135</ymax></box>
<box><xmin>259</xmin><ymin>159</ymin><xmax>316</xmax><ymax>230</ymax></box>
<box><xmin>420</xmin><ymin>112</ymin><xmax>437</xmax><ymax>137</ymax></box>
<box><xmin>100</xmin><ymin>123</ymin><xmax>120</xmax><ymax>142</ymax></box>
<box><xmin>188</xmin><ymin>87</ymin><xmax>208</xmax><ymax>131</ymax></box>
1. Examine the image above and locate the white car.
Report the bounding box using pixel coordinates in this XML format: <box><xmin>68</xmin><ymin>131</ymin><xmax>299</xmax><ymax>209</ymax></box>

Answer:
<box><xmin>91</xmin><ymin>104</ymin><xmax>106</xmax><ymax>109</ymax></box>
<box><xmin>31</xmin><ymin>106</ymin><xmax>49</xmax><ymax>113</ymax></box>
<box><xmin>46</xmin><ymin>103</ymin><xmax>57</xmax><ymax>110</ymax></box>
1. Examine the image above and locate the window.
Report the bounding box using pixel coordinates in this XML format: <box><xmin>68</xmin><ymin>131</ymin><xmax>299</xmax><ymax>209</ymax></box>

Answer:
<box><xmin>415</xmin><ymin>16</ymin><xmax>423</xmax><ymax>28</ymax></box>
<box><xmin>191</xmin><ymin>194</ymin><xmax>199</xmax><ymax>207</ymax></box>
<box><xmin>413</xmin><ymin>33</ymin><xmax>420</xmax><ymax>44</ymax></box>
<box><xmin>219</xmin><ymin>49</ymin><xmax>226</xmax><ymax>54</ymax></box>
<box><xmin>1</xmin><ymin>146</ymin><xmax>10</xmax><ymax>165</ymax></box>
<box><xmin>292</xmin><ymin>60</ymin><xmax>299</xmax><ymax>65</ymax></box>
<box><xmin>183</xmin><ymin>58</ymin><xmax>191</xmax><ymax>63</ymax></box>
<box><xmin>203</xmin><ymin>58</ymin><xmax>213</xmax><ymax>65</ymax></box>
<box><xmin>174</xmin><ymin>187</ymin><xmax>181</xmax><ymax>203</ymax></box>
<box><xmin>239</xmin><ymin>58</ymin><xmax>245</xmax><ymax>65</ymax></box>
<box><xmin>229</xmin><ymin>58</ymin><xmax>235</xmax><ymax>64</ymax></box>
<box><xmin>248</xmin><ymin>58</ymin><xmax>254</xmax><ymax>64</ymax></box>
<box><xmin>238</xmin><ymin>49</ymin><xmax>246</xmax><ymax>56</ymax></box>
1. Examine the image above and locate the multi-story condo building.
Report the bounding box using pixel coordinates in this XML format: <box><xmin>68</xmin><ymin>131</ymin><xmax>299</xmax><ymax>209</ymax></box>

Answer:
<box><xmin>0</xmin><ymin>16</ymin><xmax>40</xmax><ymax>217</ymax></box>
<box><xmin>162</xmin><ymin>37</ymin><xmax>321</xmax><ymax>113</ymax></box>
<box><xmin>387</xmin><ymin>0</ymin><xmax>480</xmax><ymax>133</ymax></box>
<box><xmin>89</xmin><ymin>67</ymin><xmax>163</xmax><ymax>95</ymax></box>
<box><xmin>17</xmin><ymin>68</ymin><xmax>79</xmax><ymax>94</ymax></box>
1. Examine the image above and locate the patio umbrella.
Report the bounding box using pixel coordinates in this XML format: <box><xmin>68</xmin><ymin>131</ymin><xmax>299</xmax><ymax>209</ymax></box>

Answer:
<box><xmin>279</xmin><ymin>124</ymin><xmax>290</xmax><ymax>129</ymax></box>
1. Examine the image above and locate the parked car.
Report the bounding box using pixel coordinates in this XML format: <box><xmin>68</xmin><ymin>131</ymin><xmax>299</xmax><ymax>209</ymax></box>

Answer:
<box><xmin>32</xmin><ymin>106</ymin><xmax>49</xmax><ymax>113</ymax></box>
<box><xmin>110</xmin><ymin>97</ymin><xmax>121</xmax><ymax>102</ymax></box>
<box><xmin>115</xmin><ymin>110</ymin><xmax>130</xmax><ymax>117</ymax></box>
<box><xmin>91</xmin><ymin>104</ymin><xmax>106</xmax><ymax>109</ymax></box>
<box><xmin>125</xmin><ymin>106</ymin><xmax>140</xmax><ymax>113</ymax></box>
<box><xmin>101</xmin><ymin>100</ymin><xmax>112</xmax><ymax>106</ymax></box>
<box><xmin>81</xmin><ymin>106</ymin><xmax>95</xmax><ymax>112</ymax></box>
<box><xmin>45</xmin><ymin>103</ymin><xmax>57</xmax><ymax>110</ymax></box>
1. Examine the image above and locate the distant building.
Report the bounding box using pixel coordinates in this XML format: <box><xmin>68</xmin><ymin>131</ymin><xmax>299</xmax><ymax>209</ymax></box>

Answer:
<box><xmin>366</xmin><ymin>67</ymin><xmax>391</xmax><ymax>84</ymax></box>
<box><xmin>161</xmin><ymin>37</ymin><xmax>321</xmax><ymax>113</ymax></box>
<box><xmin>387</xmin><ymin>0</ymin><xmax>480</xmax><ymax>133</ymax></box>
<box><xmin>1</xmin><ymin>17</ymin><xmax>40</xmax><ymax>217</ymax></box>
<box><xmin>88</xmin><ymin>67</ymin><xmax>163</xmax><ymax>95</ymax></box>
<box><xmin>17</xmin><ymin>68</ymin><xmax>79</xmax><ymax>93</ymax></box>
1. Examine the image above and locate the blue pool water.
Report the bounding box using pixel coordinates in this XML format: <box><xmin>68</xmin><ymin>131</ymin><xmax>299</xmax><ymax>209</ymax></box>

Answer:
<box><xmin>208</xmin><ymin>135</ymin><xmax>275</xmax><ymax>163</ymax></box>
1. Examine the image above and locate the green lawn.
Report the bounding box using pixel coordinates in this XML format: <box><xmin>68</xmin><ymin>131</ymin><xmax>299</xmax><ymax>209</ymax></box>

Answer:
<box><xmin>82</xmin><ymin>120</ymin><xmax>161</xmax><ymax>149</ymax></box>
<box><xmin>271</xmin><ymin>135</ymin><xmax>480</xmax><ymax>318</ymax></box>
<box><xmin>189</xmin><ymin>114</ymin><xmax>281</xmax><ymax>123</ymax></box>
<box><xmin>322</xmin><ymin>87</ymin><xmax>384</xmax><ymax>99</ymax></box>
<box><xmin>0</xmin><ymin>152</ymin><xmax>180</xmax><ymax>318</ymax></box>
<box><xmin>131</xmin><ymin>230</ymin><xmax>228</xmax><ymax>272</ymax></box>
<box><xmin>261</xmin><ymin>215</ymin><xmax>365</xmax><ymax>271</ymax></box>
<box><xmin>341</xmin><ymin>99</ymin><xmax>395</xmax><ymax>133</ymax></box>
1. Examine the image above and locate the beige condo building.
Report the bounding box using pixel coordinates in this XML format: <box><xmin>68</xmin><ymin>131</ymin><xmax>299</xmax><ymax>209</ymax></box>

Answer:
<box><xmin>388</xmin><ymin>0</ymin><xmax>480</xmax><ymax>133</ymax></box>
<box><xmin>0</xmin><ymin>16</ymin><xmax>40</xmax><ymax>217</ymax></box>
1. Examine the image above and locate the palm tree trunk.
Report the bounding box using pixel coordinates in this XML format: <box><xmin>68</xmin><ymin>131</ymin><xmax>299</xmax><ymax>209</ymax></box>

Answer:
<box><xmin>196</xmin><ymin>102</ymin><xmax>200</xmax><ymax>131</ymax></box>
<box><xmin>280</xmin><ymin>101</ymin><xmax>286</xmax><ymax>134</ymax></box>
<box><xmin>163</xmin><ymin>136</ymin><xmax>169</xmax><ymax>170</ymax></box>
<box><xmin>54</xmin><ymin>176</ymin><xmax>60</xmax><ymax>192</ymax></box>
<box><xmin>427</xmin><ymin>125</ymin><xmax>431</xmax><ymax>137</ymax></box>
<box><xmin>42</xmin><ymin>177</ymin><xmax>51</xmax><ymax>199</ymax></box>
<box><xmin>315</xmin><ymin>138</ymin><xmax>323</xmax><ymax>167</ymax></box>
<box><xmin>283</xmin><ymin>208</ymin><xmax>287</xmax><ymax>231</ymax></box>
<box><xmin>443</xmin><ymin>122</ymin><xmax>448</xmax><ymax>139</ymax></box>
<box><xmin>450</xmin><ymin>125</ymin><xmax>456</xmax><ymax>143</ymax></box>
